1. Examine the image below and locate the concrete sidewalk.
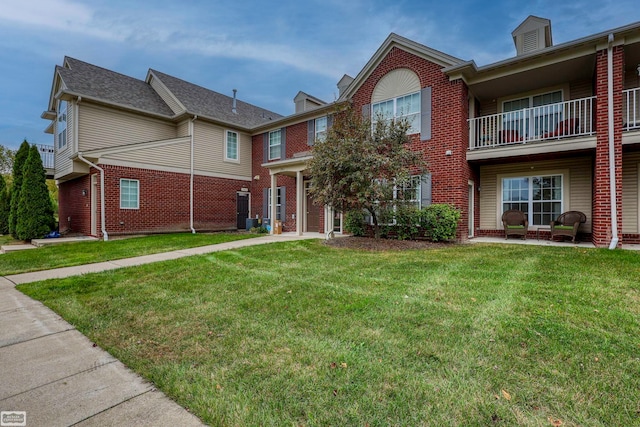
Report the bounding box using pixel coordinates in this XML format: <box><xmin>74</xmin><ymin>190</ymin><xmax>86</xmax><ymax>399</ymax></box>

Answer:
<box><xmin>0</xmin><ymin>232</ymin><xmax>322</xmax><ymax>426</ymax></box>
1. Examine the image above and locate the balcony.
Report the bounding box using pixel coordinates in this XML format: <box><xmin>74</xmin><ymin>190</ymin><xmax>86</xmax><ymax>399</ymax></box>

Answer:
<box><xmin>469</xmin><ymin>97</ymin><xmax>596</xmax><ymax>153</ymax></box>
<box><xmin>36</xmin><ymin>144</ymin><xmax>55</xmax><ymax>178</ymax></box>
<box><xmin>623</xmin><ymin>88</ymin><xmax>640</xmax><ymax>131</ymax></box>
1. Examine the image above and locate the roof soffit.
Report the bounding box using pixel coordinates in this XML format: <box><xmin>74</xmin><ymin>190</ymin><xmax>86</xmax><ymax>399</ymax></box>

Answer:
<box><xmin>338</xmin><ymin>33</ymin><xmax>464</xmax><ymax>101</ymax></box>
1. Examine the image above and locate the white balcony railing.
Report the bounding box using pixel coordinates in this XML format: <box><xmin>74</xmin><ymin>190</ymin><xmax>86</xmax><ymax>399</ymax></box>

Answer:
<box><xmin>36</xmin><ymin>144</ymin><xmax>55</xmax><ymax>170</ymax></box>
<box><xmin>623</xmin><ymin>88</ymin><xmax>640</xmax><ymax>131</ymax></box>
<box><xmin>468</xmin><ymin>96</ymin><xmax>596</xmax><ymax>150</ymax></box>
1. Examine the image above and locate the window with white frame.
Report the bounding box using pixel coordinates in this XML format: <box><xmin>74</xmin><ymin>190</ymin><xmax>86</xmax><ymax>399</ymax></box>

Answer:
<box><xmin>269</xmin><ymin>130</ymin><xmax>281</xmax><ymax>160</ymax></box>
<box><xmin>57</xmin><ymin>100</ymin><xmax>67</xmax><ymax>149</ymax></box>
<box><xmin>502</xmin><ymin>174</ymin><xmax>563</xmax><ymax>226</ymax></box>
<box><xmin>120</xmin><ymin>179</ymin><xmax>139</xmax><ymax>209</ymax></box>
<box><xmin>315</xmin><ymin>116</ymin><xmax>327</xmax><ymax>142</ymax></box>
<box><xmin>396</xmin><ymin>176</ymin><xmax>422</xmax><ymax>209</ymax></box>
<box><xmin>268</xmin><ymin>187</ymin><xmax>282</xmax><ymax>220</ymax></box>
<box><xmin>225</xmin><ymin>130</ymin><xmax>238</xmax><ymax>161</ymax></box>
<box><xmin>502</xmin><ymin>90</ymin><xmax>562</xmax><ymax>138</ymax></box>
<box><xmin>372</xmin><ymin>91</ymin><xmax>420</xmax><ymax>134</ymax></box>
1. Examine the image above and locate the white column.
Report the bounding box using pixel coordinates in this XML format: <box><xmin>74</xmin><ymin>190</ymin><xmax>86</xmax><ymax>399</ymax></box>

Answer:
<box><xmin>270</xmin><ymin>172</ymin><xmax>277</xmax><ymax>235</ymax></box>
<box><xmin>296</xmin><ymin>171</ymin><xmax>303</xmax><ymax>236</ymax></box>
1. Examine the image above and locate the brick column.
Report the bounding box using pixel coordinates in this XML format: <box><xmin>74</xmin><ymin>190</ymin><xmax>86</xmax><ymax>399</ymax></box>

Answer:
<box><xmin>592</xmin><ymin>46</ymin><xmax>624</xmax><ymax>247</ymax></box>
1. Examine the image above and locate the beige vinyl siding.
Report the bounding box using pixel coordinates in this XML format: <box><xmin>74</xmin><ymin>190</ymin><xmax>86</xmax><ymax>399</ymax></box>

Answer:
<box><xmin>78</xmin><ymin>103</ymin><xmax>176</xmax><ymax>151</ymax></box>
<box><xmin>102</xmin><ymin>139</ymin><xmax>191</xmax><ymax>170</ymax></box>
<box><xmin>177</xmin><ymin>120</ymin><xmax>190</xmax><ymax>137</ymax></box>
<box><xmin>622</xmin><ymin>153</ymin><xmax>640</xmax><ymax>233</ymax></box>
<box><xmin>479</xmin><ymin>157</ymin><xmax>592</xmax><ymax>230</ymax></box>
<box><xmin>149</xmin><ymin>77</ymin><xmax>184</xmax><ymax>114</ymax></box>
<box><xmin>569</xmin><ymin>80</ymin><xmax>593</xmax><ymax>100</ymax></box>
<box><xmin>192</xmin><ymin>121</ymin><xmax>251</xmax><ymax>178</ymax></box>
<box><xmin>479</xmin><ymin>99</ymin><xmax>498</xmax><ymax>116</ymax></box>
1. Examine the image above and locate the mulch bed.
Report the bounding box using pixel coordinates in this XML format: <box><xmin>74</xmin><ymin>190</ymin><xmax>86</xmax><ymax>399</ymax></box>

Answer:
<box><xmin>323</xmin><ymin>236</ymin><xmax>453</xmax><ymax>251</ymax></box>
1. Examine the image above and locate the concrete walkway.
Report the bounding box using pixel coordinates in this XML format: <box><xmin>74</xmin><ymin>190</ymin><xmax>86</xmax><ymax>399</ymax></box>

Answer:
<box><xmin>0</xmin><ymin>233</ymin><xmax>322</xmax><ymax>427</ymax></box>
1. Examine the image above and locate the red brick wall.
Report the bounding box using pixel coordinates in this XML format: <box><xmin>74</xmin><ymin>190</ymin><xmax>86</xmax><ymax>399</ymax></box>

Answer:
<box><xmin>60</xmin><ymin>165</ymin><xmax>249</xmax><ymax>237</ymax></box>
<box><xmin>592</xmin><ymin>46</ymin><xmax>624</xmax><ymax>247</ymax></box>
<box><xmin>351</xmin><ymin>46</ymin><xmax>472</xmax><ymax>240</ymax></box>
<box><xmin>251</xmin><ymin>122</ymin><xmax>322</xmax><ymax>233</ymax></box>
<box><xmin>58</xmin><ymin>175</ymin><xmax>92</xmax><ymax>235</ymax></box>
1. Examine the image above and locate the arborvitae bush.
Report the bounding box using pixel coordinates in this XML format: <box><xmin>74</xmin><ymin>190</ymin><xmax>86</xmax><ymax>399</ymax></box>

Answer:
<box><xmin>9</xmin><ymin>140</ymin><xmax>30</xmax><ymax>237</ymax></box>
<box><xmin>15</xmin><ymin>145</ymin><xmax>54</xmax><ymax>241</ymax></box>
<box><xmin>0</xmin><ymin>175</ymin><xmax>9</xmax><ymax>234</ymax></box>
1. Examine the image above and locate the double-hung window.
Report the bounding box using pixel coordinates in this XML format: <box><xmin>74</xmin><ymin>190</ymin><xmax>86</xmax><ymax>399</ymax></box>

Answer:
<box><xmin>57</xmin><ymin>100</ymin><xmax>67</xmax><ymax>149</ymax></box>
<box><xmin>396</xmin><ymin>176</ymin><xmax>422</xmax><ymax>209</ymax></box>
<box><xmin>315</xmin><ymin>117</ymin><xmax>327</xmax><ymax>142</ymax></box>
<box><xmin>502</xmin><ymin>174</ymin><xmax>563</xmax><ymax>226</ymax></box>
<box><xmin>120</xmin><ymin>179</ymin><xmax>139</xmax><ymax>209</ymax></box>
<box><xmin>269</xmin><ymin>130</ymin><xmax>281</xmax><ymax>160</ymax></box>
<box><xmin>268</xmin><ymin>187</ymin><xmax>282</xmax><ymax>220</ymax></box>
<box><xmin>225</xmin><ymin>130</ymin><xmax>238</xmax><ymax>161</ymax></box>
<box><xmin>372</xmin><ymin>92</ymin><xmax>420</xmax><ymax>134</ymax></box>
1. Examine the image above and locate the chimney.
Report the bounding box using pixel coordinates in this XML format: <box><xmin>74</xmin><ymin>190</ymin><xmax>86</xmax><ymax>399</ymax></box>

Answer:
<box><xmin>232</xmin><ymin>89</ymin><xmax>237</xmax><ymax>114</ymax></box>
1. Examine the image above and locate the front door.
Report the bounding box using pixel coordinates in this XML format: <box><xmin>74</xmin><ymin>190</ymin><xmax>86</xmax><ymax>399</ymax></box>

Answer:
<box><xmin>305</xmin><ymin>184</ymin><xmax>319</xmax><ymax>232</ymax></box>
<box><xmin>236</xmin><ymin>194</ymin><xmax>249</xmax><ymax>229</ymax></box>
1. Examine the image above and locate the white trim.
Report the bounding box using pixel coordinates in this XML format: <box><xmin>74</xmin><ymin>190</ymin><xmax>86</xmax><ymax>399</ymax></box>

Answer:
<box><xmin>91</xmin><ymin>174</ymin><xmax>98</xmax><ymax>236</ymax></box>
<box><xmin>468</xmin><ymin>180</ymin><xmax>475</xmax><ymax>238</ymax></box>
<box><xmin>95</xmin><ymin>158</ymin><xmax>252</xmax><ymax>182</ymax></box>
<box><xmin>498</xmin><ymin>85</ymin><xmax>568</xmax><ymax>113</ymax></box>
<box><xmin>119</xmin><ymin>178</ymin><xmax>140</xmax><ymax>210</ymax></box>
<box><xmin>225</xmin><ymin>130</ymin><xmax>240</xmax><ymax>163</ymax></box>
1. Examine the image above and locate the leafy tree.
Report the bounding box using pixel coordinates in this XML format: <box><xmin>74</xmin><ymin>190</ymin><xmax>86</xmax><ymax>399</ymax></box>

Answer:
<box><xmin>9</xmin><ymin>140</ymin><xmax>30</xmax><ymax>237</ymax></box>
<box><xmin>0</xmin><ymin>144</ymin><xmax>15</xmax><ymax>175</ymax></box>
<box><xmin>0</xmin><ymin>175</ymin><xmax>9</xmax><ymax>234</ymax></box>
<box><xmin>309</xmin><ymin>105</ymin><xmax>426</xmax><ymax>238</ymax></box>
<box><xmin>15</xmin><ymin>145</ymin><xmax>54</xmax><ymax>241</ymax></box>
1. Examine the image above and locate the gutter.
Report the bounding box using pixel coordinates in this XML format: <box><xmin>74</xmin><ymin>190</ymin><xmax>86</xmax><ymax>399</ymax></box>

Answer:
<box><xmin>189</xmin><ymin>116</ymin><xmax>198</xmax><ymax>234</ymax></box>
<box><xmin>77</xmin><ymin>153</ymin><xmax>109</xmax><ymax>241</ymax></box>
<box><xmin>607</xmin><ymin>33</ymin><xmax>619</xmax><ymax>250</ymax></box>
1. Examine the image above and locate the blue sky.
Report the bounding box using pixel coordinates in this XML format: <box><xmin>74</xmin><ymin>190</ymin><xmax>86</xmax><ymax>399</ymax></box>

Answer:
<box><xmin>1</xmin><ymin>0</ymin><xmax>640</xmax><ymax>150</ymax></box>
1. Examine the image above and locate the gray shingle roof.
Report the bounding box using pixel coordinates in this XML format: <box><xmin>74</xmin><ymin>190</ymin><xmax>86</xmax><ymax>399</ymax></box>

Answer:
<box><xmin>58</xmin><ymin>57</ymin><xmax>175</xmax><ymax>117</ymax></box>
<box><xmin>150</xmin><ymin>70</ymin><xmax>283</xmax><ymax>128</ymax></box>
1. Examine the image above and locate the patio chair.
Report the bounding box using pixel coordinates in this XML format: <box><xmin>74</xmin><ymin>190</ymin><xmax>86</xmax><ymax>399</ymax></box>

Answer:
<box><xmin>550</xmin><ymin>211</ymin><xmax>587</xmax><ymax>243</ymax></box>
<box><xmin>544</xmin><ymin>118</ymin><xmax>579</xmax><ymax>138</ymax></box>
<box><xmin>502</xmin><ymin>209</ymin><xmax>528</xmax><ymax>240</ymax></box>
<box><xmin>499</xmin><ymin>129</ymin><xmax>521</xmax><ymax>144</ymax></box>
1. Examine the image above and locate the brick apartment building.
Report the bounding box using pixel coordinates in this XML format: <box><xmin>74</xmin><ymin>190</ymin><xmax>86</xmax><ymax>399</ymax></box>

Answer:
<box><xmin>43</xmin><ymin>16</ymin><xmax>640</xmax><ymax>247</ymax></box>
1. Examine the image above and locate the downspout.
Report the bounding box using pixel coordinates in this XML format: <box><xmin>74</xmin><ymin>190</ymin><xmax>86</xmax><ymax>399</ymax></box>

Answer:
<box><xmin>189</xmin><ymin>116</ymin><xmax>198</xmax><ymax>234</ymax></box>
<box><xmin>77</xmin><ymin>153</ymin><xmax>109</xmax><ymax>241</ymax></box>
<box><xmin>607</xmin><ymin>34</ymin><xmax>619</xmax><ymax>250</ymax></box>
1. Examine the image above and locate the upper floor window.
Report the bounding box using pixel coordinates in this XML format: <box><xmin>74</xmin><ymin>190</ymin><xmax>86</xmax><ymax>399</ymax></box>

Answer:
<box><xmin>57</xmin><ymin>100</ymin><xmax>67</xmax><ymax>149</ymax></box>
<box><xmin>225</xmin><ymin>130</ymin><xmax>238</xmax><ymax>161</ymax></box>
<box><xmin>315</xmin><ymin>117</ymin><xmax>328</xmax><ymax>142</ymax></box>
<box><xmin>120</xmin><ymin>178</ymin><xmax>139</xmax><ymax>209</ymax></box>
<box><xmin>269</xmin><ymin>129</ymin><xmax>281</xmax><ymax>160</ymax></box>
<box><xmin>372</xmin><ymin>91</ymin><xmax>421</xmax><ymax>134</ymax></box>
<box><xmin>502</xmin><ymin>90</ymin><xmax>562</xmax><ymax>138</ymax></box>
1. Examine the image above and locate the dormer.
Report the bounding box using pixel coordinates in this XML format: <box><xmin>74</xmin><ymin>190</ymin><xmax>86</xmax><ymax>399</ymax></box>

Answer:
<box><xmin>512</xmin><ymin>16</ymin><xmax>553</xmax><ymax>56</ymax></box>
<box><xmin>293</xmin><ymin>91</ymin><xmax>326</xmax><ymax>114</ymax></box>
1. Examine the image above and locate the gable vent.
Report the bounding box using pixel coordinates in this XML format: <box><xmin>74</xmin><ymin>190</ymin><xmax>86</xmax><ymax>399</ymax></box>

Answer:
<box><xmin>523</xmin><ymin>30</ymin><xmax>539</xmax><ymax>53</ymax></box>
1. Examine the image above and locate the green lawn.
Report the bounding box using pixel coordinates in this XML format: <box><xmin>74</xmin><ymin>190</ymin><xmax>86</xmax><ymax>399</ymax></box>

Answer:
<box><xmin>0</xmin><ymin>232</ymin><xmax>257</xmax><ymax>275</ymax></box>
<box><xmin>18</xmin><ymin>241</ymin><xmax>640</xmax><ymax>426</ymax></box>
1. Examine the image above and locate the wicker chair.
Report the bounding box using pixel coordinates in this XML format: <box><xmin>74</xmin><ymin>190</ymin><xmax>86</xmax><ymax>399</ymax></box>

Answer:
<box><xmin>502</xmin><ymin>209</ymin><xmax>529</xmax><ymax>240</ymax></box>
<box><xmin>550</xmin><ymin>211</ymin><xmax>587</xmax><ymax>243</ymax></box>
